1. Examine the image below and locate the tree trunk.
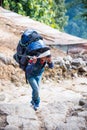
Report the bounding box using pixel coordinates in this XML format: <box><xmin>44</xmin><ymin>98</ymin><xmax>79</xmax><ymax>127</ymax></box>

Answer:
<box><xmin>0</xmin><ymin>0</ymin><xmax>4</xmax><ymax>6</ymax></box>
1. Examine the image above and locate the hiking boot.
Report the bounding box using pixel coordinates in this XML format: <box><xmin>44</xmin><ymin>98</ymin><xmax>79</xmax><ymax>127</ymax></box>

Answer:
<box><xmin>33</xmin><ymin>104</ymin><xmax>39</xmax><ymax>111</ymax></box>
<box><xmin>30</xmin><ymin>100</ymin><xmax>34</xmax><ymax>106</ymax></box>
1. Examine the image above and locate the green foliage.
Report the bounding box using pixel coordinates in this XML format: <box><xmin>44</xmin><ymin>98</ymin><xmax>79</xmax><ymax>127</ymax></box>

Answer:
<box><xmin>28</xmin><ymin>0</ymin><xmax>58</xmax><ymax>28</ymax></box>
<box><xmin>65</xmin><ymin>0</ymin><xmax>87</xmax><ymax>39</ymax></box>
<box><xmin>3</xmin><ymin>0</ymin><xmax>68</xmax><ymax>31</ymax></box>
<box><xmin>81</xmin><ymin>0</ymin><xmax>87</xmax><ymax>20</ymax></box>
<box><xmin>3</xmin><ymin>0</ymin><xmax>26</xmax><ymax>15</ymax></box>
<box><xmin>66</xmin><ymin>0</ymin><xmax>87</xmax><ymax>20</ymax></box>
<box><xmin>54</xmin><ymin>0</ymin><xmax>68</xmax><ymax>30</ymax></box>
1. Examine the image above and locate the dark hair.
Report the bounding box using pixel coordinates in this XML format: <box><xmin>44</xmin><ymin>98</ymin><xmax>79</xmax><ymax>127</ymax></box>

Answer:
<box><xmin>46</xmin><ymin>55</ymin><xmax>51</xmax><ymax>58</ymax></box>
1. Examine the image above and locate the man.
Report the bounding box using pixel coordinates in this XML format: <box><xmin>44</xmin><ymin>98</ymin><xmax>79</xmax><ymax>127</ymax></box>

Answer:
<box><xmin>25</xmin><ymin>51</ymin><xmax>54</xmax><ymax>110</ymax></box>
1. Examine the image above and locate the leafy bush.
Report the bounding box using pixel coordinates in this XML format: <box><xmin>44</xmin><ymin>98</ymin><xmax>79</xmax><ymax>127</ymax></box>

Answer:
<box><xmin>3</xmin><ymin>0</ymin><xmax>67</xmax><ymax>30</ymax></box>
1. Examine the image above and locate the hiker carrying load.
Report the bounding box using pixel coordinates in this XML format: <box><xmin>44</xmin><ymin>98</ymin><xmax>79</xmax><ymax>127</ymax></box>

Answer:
<box><xmin>14</xmin><ymin>29</ymin><xmax>54</xmax><ymax>111</ymax></box>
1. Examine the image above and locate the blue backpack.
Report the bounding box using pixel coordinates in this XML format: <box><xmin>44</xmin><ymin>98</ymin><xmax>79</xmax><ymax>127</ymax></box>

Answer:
<box><xmin>13</xmin><ymin>29</ymin><xmax>49</xmax><ymax>70</ymax></box>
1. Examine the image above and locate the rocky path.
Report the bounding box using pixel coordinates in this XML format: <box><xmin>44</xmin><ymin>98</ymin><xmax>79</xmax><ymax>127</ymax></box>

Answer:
<box><xmin>0</xmin><ymin>77</ymin><xmax>87</xmax><ymax>130</ymax></box>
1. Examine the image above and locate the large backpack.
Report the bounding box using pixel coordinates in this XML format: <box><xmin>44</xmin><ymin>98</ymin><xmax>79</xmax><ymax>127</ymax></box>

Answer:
<box><xmin>13</xmin><ymin>29</ymin><xmax>49</xmax><ymax>70</ymax></box>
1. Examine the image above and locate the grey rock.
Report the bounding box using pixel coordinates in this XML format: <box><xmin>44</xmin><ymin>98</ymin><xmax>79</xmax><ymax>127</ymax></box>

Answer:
<box><xmin>71</xmin><ymin>65</ymin><xmax>78</xmax><ymax>70</ymax></box>
<box><xmin>79</xmin><ymin>99</ymin><xmax>87</xmax><ymax>106</ymax></box>
<box><xmin>78</xmin><ymin>111</ymin><xmax>87</xmax><ymax>118</ymax></box>
<box><xmin>71</xmin><ymin>58</ymin><xmax>86</xmax><ymax>67</ymax></box>
<box><xmin>65</xmin><ymin>60</ymin><xmax>71</xmax><ymax>69</ymax></box>
<box><xmin>78</xmin><ymin>66</ymin><xmax>87</xmax><ymax>73</ymax></box>
<box><xmin>66</xmin><ymin>116</ymin><xmax>86</xmax><ymax>129</ymax></box>
<box><xmin>0</xmin><ymin>53</ymin><xmax>11</xmax><ymax>65</ymax></box>
<box><xmin>4</xmin><ymin>125</ymin><xmax>19</xmax><ymax>130</ymax></box>
<box><xmin>0</xmin><ymin>104</ymin><xmax>40</xmax><ymax>130</ymax></box>
<box><xmin>54</xmin><ymin>57</ymin><xmax>64</xmax><ymax>65</ymax></box>
<box><xmin>7</xmin><ymin>115</ymin><xmax>22</xmax><ymax>127</ymax></box>
<box><xmin>66</xmin><ymin>122</ymin><xmax>80</xmax><ymax>130</ymax></box>
<box><xmin>0</xmin><ymin>94</ymin><xmax>6</xmax><ymax>101</ymax></box>
<box><xmin>60</xmin><ymin>62</ymin><xmax>67</xmax><ymax>71</ymax></box>
<box><xmin>63</xmin><ymin>55</ymin><xmax>72</xmax><ymax>62</ymax></box>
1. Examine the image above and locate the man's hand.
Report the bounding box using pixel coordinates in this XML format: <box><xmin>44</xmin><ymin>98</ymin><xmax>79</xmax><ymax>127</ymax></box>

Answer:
<box><xmin>32</xmin><ymin>56</ymin><xmax>37</xmax><ymax>63</ymax></box>
<box><xmin>46</xmin><ymin>56</ymin><xmax>52</xmax><ymax>63</ymax></box>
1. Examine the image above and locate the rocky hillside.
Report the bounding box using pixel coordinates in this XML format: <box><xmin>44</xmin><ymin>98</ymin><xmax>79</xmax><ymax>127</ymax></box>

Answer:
<box><xmin>0</xmin><ymin>7</ymin><xmax>87</xmax><ymax>130</ymax></box>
